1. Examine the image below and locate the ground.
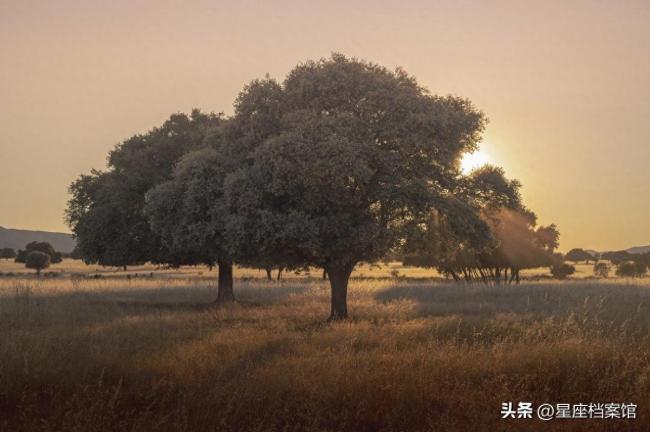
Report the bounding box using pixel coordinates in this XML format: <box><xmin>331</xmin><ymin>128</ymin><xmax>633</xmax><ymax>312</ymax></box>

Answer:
<box><xmin>1</xmin><ymin>260</ymin><xmax>649</xmax><ymax>431</ymax></box>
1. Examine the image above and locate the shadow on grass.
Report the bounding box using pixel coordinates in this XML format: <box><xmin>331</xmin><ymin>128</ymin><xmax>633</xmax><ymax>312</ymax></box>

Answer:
<box><xmin>0</xmin><ymin>279</ymin><xmax>314</xmax><ymax>330</ymax></box>
<box><xmin>375</xmin><ymin>281</ymin><xmax>650</xmax><ymax>323</ymax></box>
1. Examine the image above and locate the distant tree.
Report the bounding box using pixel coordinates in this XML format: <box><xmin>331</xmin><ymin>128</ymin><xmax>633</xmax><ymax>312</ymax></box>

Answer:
<box><xmin>225</xmin><ymin>54</ymin><xmax>487</xmax><ymax>319</ymax></box>
<box><xmin>0</xmin><ymin>247</ymin><xmax>16</xmax><ymax>260</ymax></box>
<box><xmin>66</xmin><ymin>110</ymin><xmax>222</xmax><ymax>270</ymax></box>
<box><xmin>601</xmin><ymin>250</ymin><xmax>631</xmax><ymax>265</ymax></box>
<box><xmin>403</xmin><ymin>166</ymin><xmax>558</xmax><ymax>285</ymax></box>
<box><xmin>550</xmin><ymin>262</ymin><xmax>575</xmax><ymax>279</ymax></box>
<box><xmin>15</xmin><ymin>242</ymin><xmax>62</xmax><ymax>264</ymax></box>
<box><xmin>630</xmin><ymin>251</ymin><xmax>650</xmax><ymax>268</ymax></box>
<box><xmin>593</xmin><ymin>262</ymin><xmax>611</xmax><ymax>278</ymax></box>
<box><xmin>565</xmin><ymin>248</ymin><xmax>594</xmax><ymax>263</ymax></box>
<box><xmin>25</xmin><ymin>251</ymin><xmax>51</xmax><ymax>275</ymax></box>
<box><xmin>616</xmin><ymin>261</ymin><xmax>647</xmax><ymax>278</ymax></box>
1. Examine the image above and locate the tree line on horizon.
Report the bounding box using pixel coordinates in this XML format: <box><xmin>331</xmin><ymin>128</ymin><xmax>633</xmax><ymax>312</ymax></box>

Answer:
<box><xmin>65</xmin><ymin>54</ymin><xmax>574</xmax><ymax>319</ymax></box>
<box><xmin>564</xmin><ymin>247</ymin><xmax>650</xmax><ymax>278</ymax></box>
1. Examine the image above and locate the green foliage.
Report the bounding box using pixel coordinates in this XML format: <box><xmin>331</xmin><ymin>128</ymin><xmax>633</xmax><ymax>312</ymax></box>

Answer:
<box><xmin>218</xmin><ymin>55</ymin><xmax>490</xmax><ymax>317</ymax></box>
<box><xmin>616</xmin><ymin>261</ymin><xmax>647</xmax><ymax>278</ymax></box>
<box><xmin>550</xmin><ymin>262</ymin><xmax>576</xmax><ymax>280</ymax></box>
<box><xmin>593</xmin><ymin>262</ymin><xmax>610</xmax><ymax>278</ymax></box>
<box><xmin>15</xmin><ymin>242</ymin><xmax>62</xmax><ymax>264</ymax></box>
<box><xmin>66</xmin><ymin>171</ymin><xmax>149</xmax><ymax>268</ymax></box>
<box><xmin>66</xmin><ymin>110</ymin><xmax>222</xmax><ymax>268</ymax></box>
<box><xmin>0</xmin><ymin>248</ymin><xmax>16</xmax><ymax>260</ymax></box>
<box><xmin>145</xmin><ymin>148</ymin><xmax>227</xmax><ymax>267</ymax></box>
<box><xmin>24</xmin><ymin>250</ymin><xmax>50</xmax><ymax>275</ymax></box>
<box><xmin>226</xmin><ymin>54</ymin><xmax>486</xmax><ymax>274</ymax></box>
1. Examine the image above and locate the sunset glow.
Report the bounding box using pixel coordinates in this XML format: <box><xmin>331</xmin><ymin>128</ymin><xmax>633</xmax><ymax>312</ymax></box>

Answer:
<box><xmin>1</xmin><ymin>1</ymin><xmax>649</xmax><ymax>251</ymax></box>
<box><xmin>461</xmin><ymin>147</ymin><xmax>492</xmax><ymax>174</ymax></box>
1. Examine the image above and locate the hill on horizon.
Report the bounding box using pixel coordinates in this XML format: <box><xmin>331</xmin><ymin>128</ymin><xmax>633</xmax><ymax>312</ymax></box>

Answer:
<box><xmin>584</xmin><ymin>246</ymin><xmax>650</xmax><ymax>256</ymax></box>
<box><xmin>626</xmin><ymin>245</ymin><xmax>650</xmax><ymax>255</ymax></box>
<box><xmin>0</xmin><ymin>226</ymin><xmax>76</xmax><ymax>253</ymax></box>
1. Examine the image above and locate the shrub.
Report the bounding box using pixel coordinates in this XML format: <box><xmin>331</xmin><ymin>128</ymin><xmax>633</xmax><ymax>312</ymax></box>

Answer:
<box><xmin>616</xmin><ymin>261</ymin><xmax>647</xmax><ymax>278</ymax></box>
<box><xmin>593</xmin><ymin>262</ymin><xmax>610</xmax><ymax>278</ymax></box>
<box><xmin>550</xmin><ymin>262</ymin><xmax>575</xmax><ymax>279</ymax></box>
<box><xmin>25</xmin><ymin>251</ymin><xmax>51</xmax><ymax>275</ymax></box>
<box><xmin>0</xmin><ymin>247</ymin><xmax>16</xmax><ymax>260</ymax></box>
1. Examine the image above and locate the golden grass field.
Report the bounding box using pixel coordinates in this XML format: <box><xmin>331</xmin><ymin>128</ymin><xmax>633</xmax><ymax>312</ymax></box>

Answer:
<box><xmin>1</xmin><ymin>259</ymin><xmax>649</xmax><ymax>431</ymax></box>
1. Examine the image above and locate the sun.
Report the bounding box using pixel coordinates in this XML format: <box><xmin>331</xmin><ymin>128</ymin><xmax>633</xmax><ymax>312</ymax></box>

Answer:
<box><xmin>460</xmin><ymin>147</ymin><xmax>492</xmax><ymax>174</ymax></box>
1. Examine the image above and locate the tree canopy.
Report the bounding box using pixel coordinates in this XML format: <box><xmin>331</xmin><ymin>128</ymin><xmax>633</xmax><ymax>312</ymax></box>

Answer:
<box><xmin>145</xmin><ymin>148</ymin><xmax>235</xmax><ymax>300</ymax></box>
<box><xmin>403</xmin><ymin>165</ymin><xmax>559</xmax><ymax>284</ymax></box>
<box><xmin>223</xmin><ymin>54</ymin><xmax>487</xmax><ymax>318</ymax></box>
<box><xmin>0</xmin><ymin>248</ymin><xmax>16</xmax><ymax>260</ymax></box>
<box><xmin>25</xmin><ymin>251</ymin><xmax>51</xmax><ymax>275</ymax></box>
<box><xmin>66</xmin><ymin>110</ymin><xmax>222</xmax><ymax>269</ymax></box>
<box><xmin>15</xmin><ymin>242</ymin><xmax>62</xmax><ymax>264</ymax></box>
<box><xmin>565</xmin><ymin>248</ymin><xmax>594</xmax><ymax>262</ymax></box>
<box><xmin>616</xmin><ymin>261</ymin><xmax>648</xmax><ymax>278</ymax></box>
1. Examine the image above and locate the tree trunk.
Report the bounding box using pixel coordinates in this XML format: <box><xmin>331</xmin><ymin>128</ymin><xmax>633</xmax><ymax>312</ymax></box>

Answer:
<box><xmin>123</xmin><ymin>265</ymin><xmax>127</xmax><ymax>271</ymax></box>
<box><xmin>276</xmin><ymin>267</ymin><xmax>284</xmax><ymax>281</ymax></box>
<box><xmin>515</xmin><ymin>269</ymin><xmax>520</xmax><ymax>284</ymax></box>
<box><xmin>326</xmin><ymin>262</ymin><xmax>354</xmax><ymax>320</ymax></box>
<box><xmin>322</xmin><ymin>269</ymin><xmax>328</xmax><ymax>280</ymax></box>
<box><xmin>216</xmin><ymin>258</ymin><xmax>235</xmax><ymax>302</ymax></box>
<box><xmin>265</xmin><ymin>267</ymin><xmax>272</xmax><ymax>281</ymax></box>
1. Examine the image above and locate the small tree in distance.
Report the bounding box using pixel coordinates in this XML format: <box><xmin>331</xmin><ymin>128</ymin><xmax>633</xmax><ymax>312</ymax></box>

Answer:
<box><xmin>593</xmin><ymin>262</ymin><xmax>610</xmax><ymax>278</ymax></box>
<box><xmin>15</xmin><ymin>242</ymin><xmax>62</xmax><ymax>264</ymax></box>
<box><xmin>0</xmin><ymin>248</ymin><xmax>16</xmax><ymax>260</ymax></box>
<box><xmin>25</xmin><ymin>251</ymin><xmax>51</xmax><ymax>276</ymax></box>
<box><xmin>616</xmin><ymin>261</ymin><xmax>647</xmax><ymax>278</ymax></box>
<box><xmin>565</xmin><ymin>248</ymin><xmax>594</xmax><ymax>263</ymax></box>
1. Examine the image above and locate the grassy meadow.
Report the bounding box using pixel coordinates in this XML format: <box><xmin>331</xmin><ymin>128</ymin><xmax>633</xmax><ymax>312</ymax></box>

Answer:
<box><xmin>1</xmin><ymin>259</ymin><xmax>650</xmax><ymax>431</ymax></box>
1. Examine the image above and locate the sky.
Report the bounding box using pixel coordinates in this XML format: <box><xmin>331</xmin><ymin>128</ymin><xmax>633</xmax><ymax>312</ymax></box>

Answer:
<box><xmin>1</xmin><ymin>0</ymin><xmax>649</xmax><ymax>252</ymax></box>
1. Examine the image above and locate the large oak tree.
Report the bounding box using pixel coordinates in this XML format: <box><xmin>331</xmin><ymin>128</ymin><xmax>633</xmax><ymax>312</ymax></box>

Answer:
<box><xmin>225</xmin><ymin>54</ymin><xmax>486</xmax><ymax>319</ymax></box>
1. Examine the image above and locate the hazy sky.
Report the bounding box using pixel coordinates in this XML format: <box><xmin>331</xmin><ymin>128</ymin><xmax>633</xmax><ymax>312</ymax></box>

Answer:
<box><xmin>1</xmin><ymin>0</ymin><xmax>649</xmax><ymax>251</ymax></box>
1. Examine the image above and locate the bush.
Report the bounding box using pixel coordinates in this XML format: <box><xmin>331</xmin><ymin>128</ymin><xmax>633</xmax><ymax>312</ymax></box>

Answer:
<box><xmin>616</xmin><ymin>261</ymin><xmax>647</xmax><ymax>278</ymax></box>
<box><xmin>550</xmin><ymin>262</ymin><xmax>575</xmax><ymax>279</ymax></box>
<box><xmin>0</xmin><ymin>247</ymin><xmax>16</xmax><ymax>260</ymax></box>
<box><xmin>15</xmin><ymin>242</ymin><xmax>62</xmax><ymax>264</ymax></box>
<box><xmin>25</xmin><ymin>251</ymin><xmax>51</xmax><ymax>275</ymax></box>
<box><xmin>593</xmin><ymin>262</ymin><xmax>610</xmax><ymax>278</ymax></box>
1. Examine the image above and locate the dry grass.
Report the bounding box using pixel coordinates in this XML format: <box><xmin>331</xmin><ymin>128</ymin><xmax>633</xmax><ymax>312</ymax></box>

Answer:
<box><xmin>1</xmin><ymin>261</ymin><xmax>649</xmax><ymax>431</ymax></box>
